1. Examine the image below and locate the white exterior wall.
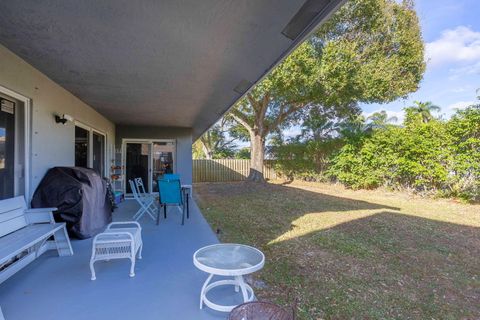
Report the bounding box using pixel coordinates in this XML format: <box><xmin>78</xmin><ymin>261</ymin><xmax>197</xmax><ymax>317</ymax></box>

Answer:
<box><xmin>0</xmin><ymin>44</ymin><xmax>116</xmax><ymax>200</ymax></box>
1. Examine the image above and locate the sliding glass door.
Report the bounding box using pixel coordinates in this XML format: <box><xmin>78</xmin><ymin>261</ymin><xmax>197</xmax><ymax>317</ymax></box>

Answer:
<box><xmin>75</xmin><ymin>123</ymin><xmax>106</xmax><ymax>176</ymax></box>
<box><xmin>92</xmin><ymin>132</ymin><xmax>105</xmax><ymax>176</ymax></box>
<box><xmin>124</xmin><ymin>140</ymin><xmax>175</xmax><ymax>194</ymax></box>
<box><xmin>125</xmin><ymin>143</ymin><xmax>150</xmax><ymax>194</ymax></box>
<box><xmin>152</xmin><ymin>141</ymin><xmax>175</xmax><ymax>192</ymax></box>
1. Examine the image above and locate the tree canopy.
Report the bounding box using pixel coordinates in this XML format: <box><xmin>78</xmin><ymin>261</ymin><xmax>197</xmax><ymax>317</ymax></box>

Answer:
<box><xmin>271</xmin><ymin>97</ymin><xmax>480</xmax><ymax>202</ymax></box>
<box><xmin>230</xmin><ymin>0</ymin><xmax>425</xmax><ymax>181</ymax></box>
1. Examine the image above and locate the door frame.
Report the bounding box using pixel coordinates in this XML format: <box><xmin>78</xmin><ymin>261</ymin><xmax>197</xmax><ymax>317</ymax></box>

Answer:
<box><xmin>0</xmin><ymin>85</ymin><xmax>31</xmax><ymax>200</ymax></box>
<box><xmin>121</xmin><ymin>138</ymin><xmax>176</xmax><ymax>195</ymax></box>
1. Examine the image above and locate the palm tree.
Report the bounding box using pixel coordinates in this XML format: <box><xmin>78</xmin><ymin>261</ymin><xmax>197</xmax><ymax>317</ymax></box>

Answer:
<box><xmin>405</xmin><ymin>101</ymin><xmax>441</xmax><ymax>123</ymax></box>
<box><xmin>366</xmin><ymin>110</ymin><xmax>398</xmax><ymax>129</ymax></box>
<box><xmin>338</xmin><ymin>114</ymin><xmax>368</xmax><ymax>139</ymax></box>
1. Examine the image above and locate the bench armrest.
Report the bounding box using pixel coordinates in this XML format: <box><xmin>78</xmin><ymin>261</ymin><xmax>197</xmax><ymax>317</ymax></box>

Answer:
<box><xmin>24</xmin><ymin>208</ymin><xmax>57</xmax><ymax>224</ymax></box>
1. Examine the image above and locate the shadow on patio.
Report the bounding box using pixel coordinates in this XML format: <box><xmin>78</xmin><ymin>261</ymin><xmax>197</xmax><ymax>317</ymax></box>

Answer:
<box><xmin>0</xmin><ymin>200</ymin><xmax>237</xmax><ymax>320</ymax></box>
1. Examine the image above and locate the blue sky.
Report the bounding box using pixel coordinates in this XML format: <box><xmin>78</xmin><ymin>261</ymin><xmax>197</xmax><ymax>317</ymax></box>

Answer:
<box><xmin>232</xmin><ymin>0</ymin><xmax>480</xmax><ymax>144</ymax></box>
<box><xmin>362</xmin><ymin>0</ymin><xmax>480</xmax><ymax>122</ymax></box>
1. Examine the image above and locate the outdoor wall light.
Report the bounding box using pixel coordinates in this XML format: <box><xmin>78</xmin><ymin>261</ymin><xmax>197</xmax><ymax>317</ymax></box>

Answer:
<box><xmin>55</xmin><ymin>114</ymin><xmax>74</xmax><ymax>125</ymax></box>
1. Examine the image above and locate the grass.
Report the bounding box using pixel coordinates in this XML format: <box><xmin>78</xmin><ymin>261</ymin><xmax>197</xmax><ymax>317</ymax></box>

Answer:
<box><xmin>194</xmin><ymin>180</ymin><xmax>480</xmax><ymax>320</ymax></box>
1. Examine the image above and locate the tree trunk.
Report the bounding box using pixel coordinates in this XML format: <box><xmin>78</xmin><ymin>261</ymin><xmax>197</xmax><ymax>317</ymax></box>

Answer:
<box><xmin>247</xmin><ymin>133</ymin><xmax>266</xmax><ymax>182</ymax></box>
<box><xmin>200</xmin><ymin>139</ymin><xmax>213</xmax><ymax>159</ymax></box>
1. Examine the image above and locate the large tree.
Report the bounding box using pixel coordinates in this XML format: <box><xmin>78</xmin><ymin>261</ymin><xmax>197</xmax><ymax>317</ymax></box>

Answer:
<box><xmin>230</xmin><ymin>0</ymin><xmax>425</xmax><ymax>182</ymax></box>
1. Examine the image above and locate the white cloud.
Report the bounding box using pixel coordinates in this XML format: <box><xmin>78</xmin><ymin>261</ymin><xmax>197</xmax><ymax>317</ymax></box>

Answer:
<box><xmin>447</xmin><ymin>100</ymin><xmax>476</xmax><ymax>110</ymax></box>
<box><xmin>450</xmin><ymin>85</ymin><xmax>472</xmax><ymax>93</ymax></box>
<box><xmin>425</xmin><ymin>26</ymin><xmax>480</xmax><ymax>67</ymax></box>
<box><xmin>449</xmin><ymin>61</ymin><xmax>480</xmax><ymax>79</ymax></box>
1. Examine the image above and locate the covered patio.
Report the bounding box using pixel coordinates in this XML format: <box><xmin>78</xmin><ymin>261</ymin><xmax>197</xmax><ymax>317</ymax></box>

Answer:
<box><xmin>0</xmin><ymin>200</ymin><xmax>237</xmax><ymax>320</ymax></box>
<box><xmin>0</xmin><ymin>1</ymin><xmax>346</xmax><ymax>319</ymax></box>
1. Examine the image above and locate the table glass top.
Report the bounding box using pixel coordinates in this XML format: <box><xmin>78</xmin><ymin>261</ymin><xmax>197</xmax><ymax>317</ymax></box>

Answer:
<box><xmin>194</xmin><ymin>244</ymin><xmax>264</xmax><ymax>271</ymax></box>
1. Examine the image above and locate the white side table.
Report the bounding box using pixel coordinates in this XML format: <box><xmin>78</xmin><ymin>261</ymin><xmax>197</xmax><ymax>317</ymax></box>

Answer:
<box><xmin>90</xmin><ymin>222</ymin><xmax>143</xmax><ymax>280</ymax></box>
<box><xmin>193</xmin><ymin>244</ymin><xmax>265</xmax><ymax>312</ymax></box>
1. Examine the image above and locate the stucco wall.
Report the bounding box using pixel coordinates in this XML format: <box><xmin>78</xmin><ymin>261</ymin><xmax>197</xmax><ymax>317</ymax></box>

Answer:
<box><xmin>0</xmin><ymin>44</ymin><xmax>116</xmax><ymax>199</ymax></box>
<box><xmin>115</xmin><ymin>125</ymin><xmax>193</xmax><ymax>185</ymax></box>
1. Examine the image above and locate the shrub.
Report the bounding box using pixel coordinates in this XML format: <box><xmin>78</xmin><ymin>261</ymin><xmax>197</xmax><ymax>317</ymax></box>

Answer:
<box><xmin>273</xmin><ymin>139</ymin><xmax>342</xmax><ymax>181</ymax></box>
<box><xmin>273</xmin><ymin>106</ymin><xmax>479</xmax><ymax>202</ymax></box>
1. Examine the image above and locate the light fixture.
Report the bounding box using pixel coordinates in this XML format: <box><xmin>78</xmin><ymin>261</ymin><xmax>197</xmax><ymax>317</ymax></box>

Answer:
<box><xmin>282</xmin><ymin>0</ymin><xmax>331</xmax><ymax>40</ymax></box>
<box><xmin>55</xmin><ymin>114</ymin><xmax>74</xmax><ymax>125</ymax></box>
<box><xmin>233</xmin><ymin>79</ymin><xmax>253</xmax><ymax>94</ymax></box>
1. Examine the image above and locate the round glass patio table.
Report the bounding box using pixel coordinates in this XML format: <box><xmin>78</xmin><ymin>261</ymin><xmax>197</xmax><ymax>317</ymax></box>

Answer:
<box><xmin>193</xmin><ymin>243</ymin><xmax>265</xmax><ymax>312</ymax></box>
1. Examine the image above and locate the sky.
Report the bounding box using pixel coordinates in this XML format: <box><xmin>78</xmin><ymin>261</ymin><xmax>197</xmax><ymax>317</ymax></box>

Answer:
<box><xmin>362</xmin><ymin>0</ymin><xmax>480</xmax><ymax>123</ymax></box>
<box><xmin>282</xmin><ymin>0</ymin><xmax>480</xmax><ymax>138</ymax></box>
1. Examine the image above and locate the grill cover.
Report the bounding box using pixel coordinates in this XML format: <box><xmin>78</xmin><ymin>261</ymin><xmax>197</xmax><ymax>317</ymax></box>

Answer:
<box><xmin>31</xmin><ymin>167</ymin><xmax>112</xmax><ymax>239</ymax></box>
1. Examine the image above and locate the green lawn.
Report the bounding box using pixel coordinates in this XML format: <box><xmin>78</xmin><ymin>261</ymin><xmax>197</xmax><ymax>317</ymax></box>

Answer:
<box><xmin>194</xmin><ymin>181</ymin><xmax>480</xmax><ymax>320</ymax></box>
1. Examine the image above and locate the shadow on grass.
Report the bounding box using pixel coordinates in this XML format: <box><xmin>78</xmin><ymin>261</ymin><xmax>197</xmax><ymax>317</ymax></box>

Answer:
<box><xmin>195</xmin><ymin>181</ymin><xmax>400</xmax><ymax>243</ymax></box>
<box><xmin>268</xmin><ymin>211</ymin><xmax>480</xmax><ymax>319</ymax></box>
<box><xmin>194</xmin><ymin>182</ymin><xmax>480</xmax><ymax>319</ymax></box>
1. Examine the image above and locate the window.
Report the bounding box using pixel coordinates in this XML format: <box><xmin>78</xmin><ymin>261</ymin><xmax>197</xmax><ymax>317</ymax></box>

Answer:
<box><xmin>92</xmin><ymin>132</ymin><xmax>105</xmax><ymax>176</ymax></box>
<box><xmin>0</xmin><ymin>86</ymin><xmax>30</xmax><ymax>200</ymax></box>
<box><xmin>74</xmin><ymin>123</ymin><xmax>106</xmax><ymax>176</ymax></box>
<box><xmin>0</xmin><ymin>98</ymin><xmax>15</xmax><ymax>199</ymax></box>
<box><xmin>75</xmin><ymin>126</ymin><xmax>89</xmax><ymax>167</ymax></box>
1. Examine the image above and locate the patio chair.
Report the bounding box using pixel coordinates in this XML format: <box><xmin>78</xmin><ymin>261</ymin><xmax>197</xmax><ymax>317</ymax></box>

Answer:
<box><xmin>134</xmin><ymin>177</ymin><xmax>157</xmax><ymax>207</ymax></box>
<box><xmin>129</xmin><ymin>179</ymin><xmax>157</xmax><ymax>221</ymax></box>
<box><xmin>162</xmin><ymin>174</ymin><xmax>191</xmax><ymax>220</ymax></box>
<box><xmin>157</xmin><ymin>178</ymin><xmax>185</xmax><ymax>225</ymax></box>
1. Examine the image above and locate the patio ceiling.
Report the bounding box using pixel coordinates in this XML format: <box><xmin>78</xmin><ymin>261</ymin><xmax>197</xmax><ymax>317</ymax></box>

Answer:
<box><xmin>0</xmin><ymin>0</ymin><xmax>344</xmax><ymax>138</ymax></box>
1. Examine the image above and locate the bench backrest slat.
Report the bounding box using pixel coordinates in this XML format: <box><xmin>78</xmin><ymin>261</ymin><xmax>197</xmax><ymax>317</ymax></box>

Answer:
<box><xmin>0</xmin><ymin>196</ymin><xmax>28</xmax><ymax>237</ymax></box>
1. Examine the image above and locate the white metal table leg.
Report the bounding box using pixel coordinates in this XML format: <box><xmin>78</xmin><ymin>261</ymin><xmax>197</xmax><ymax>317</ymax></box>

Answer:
<box><xmin>200</xmin><ymin>273</ymin><xmax>214</xmax><ymax>309</ymax></box>
<box><xmin>199</xmin><ymin>275</ymin><xmax>255</xmax><ymax>312</ymax></box>
<box><xmin>235</xmin><ymin>275</ymin><xmax>249</xmax><ymax>302</ymax></box>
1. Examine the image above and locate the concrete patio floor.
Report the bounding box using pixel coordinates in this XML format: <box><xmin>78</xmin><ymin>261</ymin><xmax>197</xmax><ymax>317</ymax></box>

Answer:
<box><xmin>0</xmin><ymin>199</ymin><xmax>244</xmax><ymax>320</ymax></box>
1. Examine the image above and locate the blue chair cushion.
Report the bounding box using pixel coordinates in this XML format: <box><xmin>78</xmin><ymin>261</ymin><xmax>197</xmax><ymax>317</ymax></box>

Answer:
<box><xmin>158</xmin><ymin>179</ymin><xmax>182</xmax><ymax>205</ymax></box>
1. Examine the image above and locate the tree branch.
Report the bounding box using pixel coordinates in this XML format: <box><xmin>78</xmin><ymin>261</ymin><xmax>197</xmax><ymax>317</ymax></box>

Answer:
<box><xmin>266</xmin><ymin>102</ymin><xmax>307</xmax><ymax>133</ymax></box>
<box><xmin>258</xmin><ymin>92</ymin><xmax>270</xmax><ymax>126</ymax></box>
<box><xmin>230</xmin><ymin>109</ymin><xmax>253</xmax><ymax>133</ymax></box>
<box><xmin>247</xmin><ymin>93</ymin><xmax>260</xmax><ymax>114</ymax></box>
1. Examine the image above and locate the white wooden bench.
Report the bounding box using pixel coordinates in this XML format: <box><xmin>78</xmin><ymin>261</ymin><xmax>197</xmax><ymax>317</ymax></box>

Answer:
<box><xmin>0</xmin><ymin>196</ymin><xmax>73</xmax><ymax>284</ymax></box>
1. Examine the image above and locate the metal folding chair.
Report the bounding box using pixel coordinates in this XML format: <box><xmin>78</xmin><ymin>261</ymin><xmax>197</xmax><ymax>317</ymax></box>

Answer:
<box><xmin>129</xmin><ymin>180</ymin><xmax>157</xmax><ymax>221</ymax></box>
<box><xmin>134</xmin><ymin>177</ymin><xmax>157</xmax><ymax>210</ymax></box>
